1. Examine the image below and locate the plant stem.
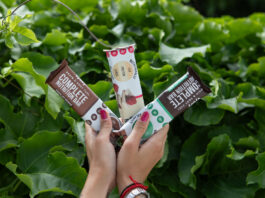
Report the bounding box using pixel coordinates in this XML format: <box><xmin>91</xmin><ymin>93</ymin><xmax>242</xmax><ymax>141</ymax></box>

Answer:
<box><xmin>0</xmin><ymin>178</ymin><xmax>18</xmax><ymax>193</ymax></box>
<box><xmin>13</xmin><ymin>180</ymin><xmax>22</xmax><ymax>192</ymax></box>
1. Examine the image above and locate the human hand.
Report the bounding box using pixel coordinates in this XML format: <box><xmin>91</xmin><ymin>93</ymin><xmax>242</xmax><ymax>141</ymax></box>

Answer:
<box><xmin>80</xmin><ymin>109</ymin><xmax>116</xmax><ymax>198</ymax></box>
<box><xmin>117</xmin><ymin>111</ymin><xmax>169</xmax><ymax>193</ymax></box>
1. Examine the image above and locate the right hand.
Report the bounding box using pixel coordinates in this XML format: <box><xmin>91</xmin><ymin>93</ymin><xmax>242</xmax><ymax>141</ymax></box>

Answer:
<box><xmin>117</xmin><ymin>111</ymin><xmax>169</xmax><ymax>193</ymax></box>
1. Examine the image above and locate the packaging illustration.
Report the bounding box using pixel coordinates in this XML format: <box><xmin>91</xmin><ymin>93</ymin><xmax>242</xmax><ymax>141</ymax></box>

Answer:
<box><xmin>46</xmin><ymin>60</ymin><xmax>122</xmax><ymax>132</ymax></box>
<box><xmin>104</xmin><ymin>44</ymin><xmax>145</xmax><ymax>121</ymax></box>
<box><xmin>114</xmin><ymin>67</ymin><xmax>211</xmax><ymax>140</ymax></box>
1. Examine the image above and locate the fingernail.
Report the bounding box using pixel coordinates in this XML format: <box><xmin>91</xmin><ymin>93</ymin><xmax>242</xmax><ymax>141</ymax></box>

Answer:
<box><xmin>141</xmin><ymin>111</ymin><xmax>149</xmax><ymax>122</ymax></box>
<box><xmin>100</xmin><ymin>109</ymin><xmax>108</xmax><ymax>120</ymax></box>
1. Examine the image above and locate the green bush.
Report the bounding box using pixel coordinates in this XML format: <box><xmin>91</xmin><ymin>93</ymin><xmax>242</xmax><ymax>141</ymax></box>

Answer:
<box><xmin>0</xmin><ymin>0</ymin><xmax>265</xmax><ymax>197</ymax></box>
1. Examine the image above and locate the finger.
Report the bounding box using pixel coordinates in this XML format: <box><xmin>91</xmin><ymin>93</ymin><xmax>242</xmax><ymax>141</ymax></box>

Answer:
<box><xmin>98</xmin><ymin>109</ymin><xmax>112</xmax><ymax>138</ymax></box>
<box><xmin>126</xmin><ymin>111</ymin><xmax>150</xmax><ymax>146</ymax></box>
<box><xmin>159</xmin><ymin>124</ymin><xmax>170</xmax><ymax>143</ymax></box>
<box><xmin>140</xmin><ymin>124</ymin><xmax>169</xmax><ymax>153</ymax></box>
<box><xmin>85</xmin><ymin>122</ymin><xmax>96</xmax><ymax>142</ymax></box>
<box><xmin>84</xmin><ymin>122</ymin><xmax>95</xmax><ymax>160</ymax></box>
<box><xmin>153</xmin><ymin>124</ymin><xmax>169</xmax><ymax>141</ymax></box>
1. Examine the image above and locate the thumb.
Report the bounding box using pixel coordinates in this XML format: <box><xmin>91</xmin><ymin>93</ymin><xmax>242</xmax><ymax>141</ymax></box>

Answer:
<box><xmin>126</xmin><ymin>111</ymin><xmax>150</xmax><ymax>145</ymax></box>
<box><xmin>98</xmin><ymin>109</ymin><xmax>112</xmax><ymax>138</ymax></box>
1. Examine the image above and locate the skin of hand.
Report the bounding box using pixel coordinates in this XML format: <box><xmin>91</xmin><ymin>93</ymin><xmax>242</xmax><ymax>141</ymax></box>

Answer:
<box><xmin>117</xmin><ymin>111</ymin><xmax>170</xmax><ymax>194</ymax></box>
<box><xmin>80</xmin><ymin>109</ymin><xmax>116</xmax><ymax>198</ymax></box>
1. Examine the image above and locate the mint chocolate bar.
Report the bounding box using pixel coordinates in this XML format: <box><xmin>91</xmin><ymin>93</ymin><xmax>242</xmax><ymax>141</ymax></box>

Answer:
<box><xmin>114</xmin><ymin>67</ymin><xmax>211</xmax><ymax>140</ymax></box>
<box><xmin>46</xmin><ymin>60</ymin><xmax>122</xmax><ymax>131</ymax></box>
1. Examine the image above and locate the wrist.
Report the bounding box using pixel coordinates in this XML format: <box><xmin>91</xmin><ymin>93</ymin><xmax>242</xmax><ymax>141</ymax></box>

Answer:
<box><xmin>120</xmin><ymin>186</ymin><xmax>149</xmax><ymax>198</ymax></box>
<box><xmin>118</xmin><ymin>176</ymin><xmax>149</xmax><ymax>198</ymax></box>
<box><xmin>117</xmin><ymin>175</ymin><xmax>132</xmax><ymax>194</ymax></box>
<box><xmin>80</xmin><ymin>171</ymin><xmax>109</xmax><ymax>198</ymax></box>
<box><xmin>89</xmin><ymin>167</ymin><xmax>112</xmax><ymax>188</ymax></box>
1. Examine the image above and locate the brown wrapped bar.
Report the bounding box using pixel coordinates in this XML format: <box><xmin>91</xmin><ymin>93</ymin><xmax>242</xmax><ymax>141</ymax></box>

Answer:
<box><xmin>46</xmin><ymin>59</ymin><xmax>122</xmax><ymax>131</ymax></box>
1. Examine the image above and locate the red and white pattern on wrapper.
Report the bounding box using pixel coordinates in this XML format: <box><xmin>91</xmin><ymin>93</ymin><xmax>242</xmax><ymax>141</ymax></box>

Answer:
<box><xmin>105</xmin><ymin>45</ymin><xmax>135</xmax><ymax>57</ymax></box>
<box><xmin>128</xmin><ymin>46</ymin><xmax>134</xmax><ymax>53</ymax></box>
<box><xmin>111</xmin><ymin>50</ymin><xmax>118</xmax><ymax>57</ymax></box>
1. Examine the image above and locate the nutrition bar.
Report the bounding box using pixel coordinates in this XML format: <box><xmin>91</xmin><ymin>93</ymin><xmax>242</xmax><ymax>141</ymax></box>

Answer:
<box><xmin>114</xmin><ymin>67</ymin><xmax>211</xmax><ymax>140</ymax></box>
<box><xmin>46</xmin><ymin>59</ymin><xmax>122</xmax><ymax>131</ymax></box>
<box><xmin>104</xmin><ymin>44</ymin><xmax>145</xmax><ymax>121</ymax></box>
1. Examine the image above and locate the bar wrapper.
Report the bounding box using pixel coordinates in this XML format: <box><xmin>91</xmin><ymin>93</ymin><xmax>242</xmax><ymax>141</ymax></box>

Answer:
<box><xmin>45</xmin><ymin>60</ymin><xmax>122</xmax><ymax>132</ymax></box>
<box><xmin>104</xmin><ymin>44</ymin><xmax>145</xmax><ymax>121</ymax></box>
<box><xmin>114</xmin><ymin>67</ymin><xmax>211</xmax><ymax>141</ymax></box>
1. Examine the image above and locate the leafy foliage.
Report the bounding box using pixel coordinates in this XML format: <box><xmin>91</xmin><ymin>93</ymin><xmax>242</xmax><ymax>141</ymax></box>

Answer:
<box><xmin>0</xmin><ymin>0</ymin><xmax>265</xmax><ymax>197</ymax></box>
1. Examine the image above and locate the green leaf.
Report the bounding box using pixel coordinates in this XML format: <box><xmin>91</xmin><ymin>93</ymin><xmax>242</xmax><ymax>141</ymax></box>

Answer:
<box><xmin>10</xmin><ymin>16</ymin><xmax>23</xmax><ymax>31</ymax></box>
<box><xmin>43</xmin><ymin>29</ymin><xmax>67</xmax><ymax>46</ymax></box>
<box><xmin>234</xmin><ymin>83</ymin><xmax>265</xmax><ymax>110</ymax></box>
<box><xmin>235</xmin><ymin>136</ymin><xmax>260</xmax><ymax>150</ymax></box>
<box><xmin>57</xmin><ymin>0</ymin><xmax>98</xmax><ymax>11</ymax></box>
<box><xmin>27</xmin><ymin>0</ymin><xmax>53</xmax><ymax>11</ymax></box>
<box><xmin>152</xmin><ymin>164</ymin><xmax>198</xmax><ymax>197</ymax></box>
<box><xmin>147</xmin><ymin>12</ymin><xmax>172</xmax><ymax>36</ymax></box>
<box><xmin>64</xmin><ymin>114</ymin><xmax>86</xmax><ymax>147</ymax></box>
<box><xmin>139</xmin><ymin>63</ymin><xmax>174</xmax><ymax>94</ymax></box>
<box><xmin>247</xmin><ymin>152</ymin><xmax>265</xmax><ymax>188</ymax></box>
<box><xmin>69</xmin><ymin>40</ymin><xmax>87</xmax><ymax>56</ymax></box>
<box><xmin>159</xmin><ymin>43</ymin><xmax>210</xmax><ymax>66</ymax></box>
<box><xmin>165</xmin><ymin>2</ymin><xmax>203</xmax><ymax>35</ymax></box>
<box><xmin>0</xmin><ymin>129</ymin><xmax>17</xmax><ymax>152</ymax></box>
<box><xmin>227</xmin><ymin>148</ymin><xmax>257</xmax><ymax>161</ymax></box>
<box><xmin>11</xmin><ymin>58</ymin><xmax>63</xmax><ymax>118</ymax></box>
<box><xmin>88</xmin><ymin>81</ymin><xmax>113</xmax><ymax>101</ymax></box>
<box><xmin>17</xmin><ymin>131</ymin><xmax>77</xmax><ymax>172</ymax></box>
<box><xmin>191</xmin><ymin>20</ymin><xmax>228</xmax><ymax>44</ymax></box>
<box><xmin>184</xmin><ymin>102</ymin><xmax>225</xmax><ymax>126</ymax></box>
<box><xmin>202</xmin><ymin>176</ymin><xmax>257</xmax><ymax>198</ymax></box>
<box><xmin>21</xmin><ymin>52</ymin><xmax>59</xmax><ymax>78</ymax></box>
<box><xmin>204</xmin><ymin>79</ymin><xmax>240</xmax><ymax>113</ymax></box>
<box><xmin>1</xmin><ymin>0</ymin><xmax>15</xmax><ymax>7</ymax></box>
<box><xmin>11</xmin><ymin>58</ymin><xmax>46</xmax><ymax>89</ymax></box>
<box><xmin>227</xmin><ymin>18</ymin><xmax>263</xmax><ymax>43</ymax></box>
<box><xmin>118</xmin><ymin>0</ymin><xmax>148</xmax><ymax>25</ymax></box>
<box><xmin>11</xmin><ymin>72</ymin><xmax>45</xmax><ymax>105</ymax></box>
<box><xmin>153</xmin><ymin>73</ymin><xmax>179</xmax><ymax>97</ymax></box>
<box><xmin>104</xmin><ymin>99</ymin><xmax>119</xmax><ymax>117</ymax></box>
<box><xmin>250</xmin><ymin>13</ymin><xmax>265</xmax><ymax>25</ymax></box>
<box><xmin>7</xmin><ymin>151</ymin><xmax>86</xmax><ymax>198</ymax></box>
<box><xmin>247</xmin><ymin>56</ymin><xmax>265</xmax><ymax>79</ymax></box>
<box><xmin>208</xmin><ymin>124</ymin><xmax>250</xmax><ymax>143</ymax></box>
<box><xmin>36</xmin><ymin>110</ymin><xmax>64</xmax><ymax>132</ymax></box>
<box><xmin>90</xmin><ymin>25</ymin><xmax>109</xmax><ymax>38</ymax></box>
<box><xmin>111</xmin><ymin>23</ymin><xmax>124</xmax><ymax>37</ymax></box>
<box><xmin>255</xmin><ymin>108</ymin><xmax>265</xmax><ymax>131</ymax></box>
<box><xmin>13</xmin><ymin>26</ymin><xmax>39</xmax><ymax>45</ymax></box>
<box><xmin>0</xmin><ymin>95</ymin><xmax>39</xmax><ymax>138</ymax></box>
<box><xmin>178</xmin><ymin>129</ymin><xmax>209</xmax><ymax>189</ymax></box>
<box><xmin>0</xmin><ymin>150</ymin><xmax>16</xmax><ymax>165</ymax></box>
<box><xmin>199</xmin><ymin>134</ymin><xmax>231</xmax><ymax>174</ymax></box>
<box><xmin>139</xmin><ymin>63</ymin><xmax>173</xmax><ymax>81</ymax></box>
<box><xmin>5</xmin><ymin>32</ymin><xmax>13</xmax><ymax>48</ymax></box>
<box><xmin>44</xmin><ymin>86</ymin><xmax>64</xmax><ymax>119</ymax></box>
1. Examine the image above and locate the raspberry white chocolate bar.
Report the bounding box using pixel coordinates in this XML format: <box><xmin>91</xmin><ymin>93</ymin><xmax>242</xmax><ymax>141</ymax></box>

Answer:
<box><xmin>114</xmin><ymin>67</ymin><xmax>211</xmax><ymax>140</ymax></box>
<box><xmin>46</xmin><ymin>60</ymin><xmax>122</xmax><ymax>131</ymax></box>
<box><xmin>104</xmin><ymin>44</ymin><xmax>145</xmax><ymax>121</ymax></box>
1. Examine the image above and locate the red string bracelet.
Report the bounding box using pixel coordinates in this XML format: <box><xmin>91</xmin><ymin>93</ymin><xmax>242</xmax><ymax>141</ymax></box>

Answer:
<box><xmin>120</xmin><ymin>176</ymin><xmax>148</xmax><ymax>198</ymax></box>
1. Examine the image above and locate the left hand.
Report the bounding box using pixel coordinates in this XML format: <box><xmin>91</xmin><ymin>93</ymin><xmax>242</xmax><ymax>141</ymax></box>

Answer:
<box><xmin>80</xmin><ymin>109</ymin><xmax>116</xmax><ymax>197</ymax></box>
